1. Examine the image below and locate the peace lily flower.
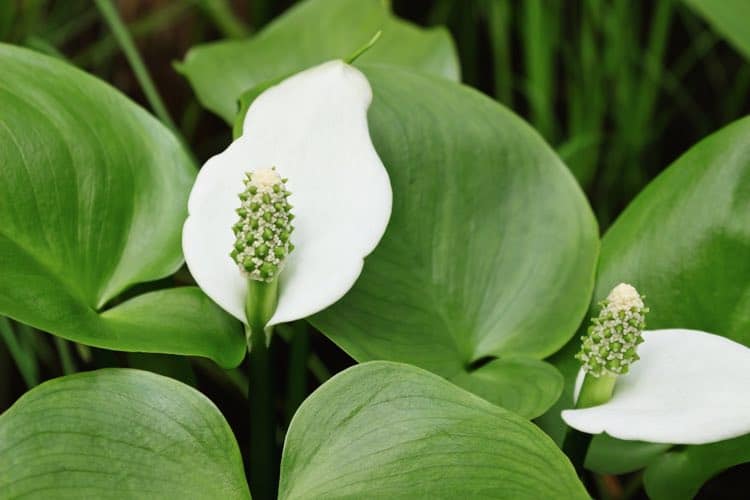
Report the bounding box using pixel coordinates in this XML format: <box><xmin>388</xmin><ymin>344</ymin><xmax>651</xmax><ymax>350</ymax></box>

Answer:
<box><xmin>562</xmin><ymin>283</ymin><xmax>750</xmax><ymax>445</ymax></box>
<box><xmin>182</xmin><ymin>60</ymin><xmax>392</xmax><ymax>334</ymax></box>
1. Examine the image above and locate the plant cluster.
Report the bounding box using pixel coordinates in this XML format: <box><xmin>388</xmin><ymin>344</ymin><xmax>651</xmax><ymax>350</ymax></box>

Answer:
<box><xmin>1</xmin><ymin>1</ymin><xmax>749</xmax><ymax>499</ymax></box>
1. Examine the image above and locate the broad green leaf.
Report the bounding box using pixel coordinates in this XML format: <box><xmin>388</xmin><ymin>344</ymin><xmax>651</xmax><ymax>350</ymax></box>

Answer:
<box><xmin>683</xmin><ymin>0</ymin><xmax>750</xmax><ymax>61</ymax></box>
<box><xmin>310</xmin><ymin>65</ymin><xmax>598</xmax><ymax>415</ymax></box>
<box><xmin>596</xmin><ymin>116</ymin><xmax>750</xmax><ymax>356</ymax></box>
<box><xmin>644</xmin><ymin>434</ymin><xmax>750</xmax><ymax>500</ymax></box>
<box><xmin>451</xmin><ymin>357</ymin><xmax>563</xmax><ymax>419</ymax></box>
<box><xmin>101</xmin><ymin>287</ymin><xmax>244</xmax><ymax>367</ymax></box>
<box><xmin>585</xmin><ymin>434</ymin><xmax>671</xmax><ymax>475</ymax></box>
<box><xmin>594</xmin><ymin>117</ymin><xmax>750</xmax><ymax>489</ymax></box>
<box><xmin>0</xmin><ymin>369</ymin><xmax>250</xmax><ymax>499</ymax></box>
<box><xmin>0</xmin><ymin>44</ymin><xmax>245</xmax><ymax>367</ymax></box>
<box><xmin>177</xmin><ymin>0</ymin><xmax>459</xmax><ymax>123</ymax></box>
<box><xmin>280</xmin><ymin>361</ymin><xmax>587</xmax><ymax>499</ymax></box>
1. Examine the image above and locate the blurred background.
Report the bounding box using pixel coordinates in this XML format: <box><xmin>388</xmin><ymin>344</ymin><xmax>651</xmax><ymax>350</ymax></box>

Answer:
<box><xmin>1</xmin><ymin>1</ymin><xmax>749</xmax><ymax>498</ymax></box>
<box><xmin>4</xmin><ymin>0</ymin><xmax>749</xmax><ymax>225</ymax></box>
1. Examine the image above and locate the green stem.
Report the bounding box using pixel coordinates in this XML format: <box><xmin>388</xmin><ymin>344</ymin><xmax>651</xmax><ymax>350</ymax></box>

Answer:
<box><xmin>93</xmin><ymin>0</ymin><xmax>178</xmax><ymax>133</ymax></box>
<box><xmin>577</xmin><ymin>372</ymin><xmax>617</xmax><ymax>409</ymax></box>
<box><xmin>194</xmin><ymin>0</ymin><xmax>249</xmax><ymax>38</ymax></box>
<box><xmin>485</xmin><ymin>0</ymin><xmax>513</xmax><ymax>106</ymax></box>
<box><xmin>274</xmin><ymin>323</ymin><xmax>331</xmax><ymax>384</ymax></box>
<box><xmin>563</xmin><ymin>372</ymin><xmax>617</xmax><ymax>477</ymax></box>
<box><xmin>346</xmin><ymin>30</ymin><xmax>382</xmax><ymax>64</ymax></box>
<box><xmin>285</xmin><ymin>320</ymin><xmax>309</xmax><ymax>424</ymax></box>
<box><xmin>0</xmin><ymin>317</ymin><xmax>39</xmax><ymax>388</ymax></box>
<box><xmin>245</xmin><ymin>280</ymin><xmax>278</xmax><ymax>500</ymax></box>
<box><xmin>54</xmin><ymin>336</ymin><xmax>75</xmax><ymax>375</ymax></box>
<box><xmin>307</xmin><ymin>351</ymin><xmax>331</xmax><ymax>384</ymax></box>
<box><xmin>76</xmin><ymin>2</ymin><xmax>189</xmax><ymax>67</ymax></box>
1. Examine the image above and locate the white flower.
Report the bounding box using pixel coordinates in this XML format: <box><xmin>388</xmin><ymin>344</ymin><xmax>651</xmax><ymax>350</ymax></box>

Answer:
<box><xmin>182</xmin><ymin>61</ymin><xmax>392</xmax><ymax>327</ymax></box>
<box><xmin>562</xmin><ymin>328</ymin><xmax>750</xmax><ymax>445</ymax></box>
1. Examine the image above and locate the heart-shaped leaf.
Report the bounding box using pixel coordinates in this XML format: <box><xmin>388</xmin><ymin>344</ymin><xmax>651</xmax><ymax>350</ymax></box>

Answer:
<box><xmin>585</xmin><ymin>116</ymin><xmax>750</xmax><ymax>487</ymax></box>
<box><xmin>280</xmin><ymin>361</ymin><xmax>587</xmax><ymax>499</ymax></box>
<box><xmin>310</xmin><ymin>65</ymin><xmax>598</xmax><ymax>416</ymax></box>
<box><xmin>0</xmin><ymin>44</ymin><xmax>245</xmax><ymax>367</ymax></box>
<box><xmin>177</xmin><ymin>0</ymin><xmax>460</xmax><ymax>123</ymax></box>
<box><xmin>0</xmin><ymin>369</ymin><xmax>250</xmax><ymax>499</ymax></box>
<box><xmin>596</xmin><ymin>117</ymin><xmax>750</xmax><ymax>348</ymax></box>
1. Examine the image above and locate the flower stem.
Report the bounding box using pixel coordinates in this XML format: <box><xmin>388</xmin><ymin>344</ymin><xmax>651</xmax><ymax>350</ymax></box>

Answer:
<box><xmin>284</xmin><ymin>320</ymin><xmax>309</xmax><ymax>424</ymax></box>
<box><xmin>93</xmin><ymin>0</ymin><xmax>178</xmax><ymax>134</ymax></box>
<box><xmin>245</xmin><ymin>279</ymin><xmax>278</xmax><ymax>500</ymax></box>
<box><xmin>576</xmin><ymin>372</ymin><xmax>617</xmax><ymax>409</ymax></box>
<box><xmin>562</xmin><ymin>372</ymin><xmax>618</xmax><ymax>478</ymax></box>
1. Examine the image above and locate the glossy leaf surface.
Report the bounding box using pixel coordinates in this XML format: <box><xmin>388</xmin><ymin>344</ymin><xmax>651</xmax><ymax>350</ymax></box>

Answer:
<box><xmin>280</xmin><ymin>361</ymin><xmax>587</xmax><ymax>499</ymax></box>
<box><xmin>0</xmin><ymin>369</ymin><xmax>250</xmax><ymax>499</ymax></box>
<box><xmin>310</xmin><ymin>65</ymin><xmax>598</xmax><ymax>415</ymax></box>
<box><xmin>0</xmin><ymin>44</ymin><xmax>244</xmax><ymax>367</ymax></box>
<box><xmin>590</xmin><ymin>116</ymin><xmax>750</xmax><ymax>486</ymax></box>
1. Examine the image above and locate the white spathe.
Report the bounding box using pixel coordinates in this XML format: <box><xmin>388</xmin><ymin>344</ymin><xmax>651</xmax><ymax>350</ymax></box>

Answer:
<box><xmin>182</xmin><ymin>60</ymin><xmax>392</xmax><ymax>326</ymax></box>
<box><xmin>562</xmin><ymin>329</ymin><xmax>750</xmax><ymax>445</ymax></box>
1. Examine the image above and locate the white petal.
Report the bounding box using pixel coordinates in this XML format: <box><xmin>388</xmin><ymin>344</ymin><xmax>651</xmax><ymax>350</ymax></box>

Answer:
<box><xmin>182</xmin><ymin>61</ymin><xmax>392</xmax><ymax>325</ymax></box>
<box><xmin>562</xmin><ymin>329</ymin><xmax>750</xmax><ymax>444</ymax></box>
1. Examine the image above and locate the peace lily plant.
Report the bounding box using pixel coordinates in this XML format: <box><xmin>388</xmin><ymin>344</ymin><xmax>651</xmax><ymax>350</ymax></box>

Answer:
<box><xmin>182</xmin><ymin>60</ymin><xmax>392</xmax><ymax>496</ymax></box>
<box><xmin>563</xmin><ymin>283</ymin><xmax>750</xmax><ymax>445</ymax></box>
<box><xmin>5</xmin><ymin>1</ymin><xmax>750</xmax><ymax>497</ymax></box>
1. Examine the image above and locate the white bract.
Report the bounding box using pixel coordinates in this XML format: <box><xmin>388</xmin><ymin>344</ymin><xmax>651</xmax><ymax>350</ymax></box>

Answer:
<box><xmin>562</xmin><ymin>328</ymin><xmax>750</xmax><ymax>445</ymax></box>
<box><xmin>183</xmin><ymin>61</ymin><xmax>392</xmax><ymax>326</ymax></box>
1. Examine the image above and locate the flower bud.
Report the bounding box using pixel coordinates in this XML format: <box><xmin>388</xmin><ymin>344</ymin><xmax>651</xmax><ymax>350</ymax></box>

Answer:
<box><xmin>230</xmin><ymin>167</ymin><xmax>294</xmax><ymax>282</ymax></box>
<box><xmin>575</xmin><ymin>283</ymin><xmax>649</xmax><ymax>377</ymax></box>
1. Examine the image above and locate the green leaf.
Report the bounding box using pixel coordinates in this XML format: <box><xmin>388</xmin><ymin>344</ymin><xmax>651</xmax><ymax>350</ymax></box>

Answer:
<box><xmin>101</xmin><ymin>287</ymin><xmax>245</xmax><ymax>368</ymax></box>
<box><xmin>585</xmin><ymin>434</ymin><xmax>671</xmax><ymax>475</ymax></box>
<box><xmin>311</xmin><ymin>65</ymin><xmax>598</xmax><ymax>415</ymax></box>
<box><xmin>0</xmin><ymin>369</ymin><xmax>250</xmax><ymax>499</ymax></box>
<box><xmin>644</xmin><ymin>434</ymin><xmax>750</xmax><ymax>500</ymax></box>
<box><xmin>177</xmin><ymin>0</ymin><xmax>460</xmax><ymax>123</ymax></box>
<box><xmin>279</xmin><ymin>361</ymin><xmax>588</xmax><ymax>499</ymax></box>
<box><xmin>0</xmin><ymin>44</ymin><xmax>245</xmax><ymax>367</ymax></box>
<box><xmin>451</xmin><ymin>357</ymin><xmax>563</xmax><ymax>419</ymax></box>
<box><xmin>683</xmin><ymin>0</ymin><xmax>750</xmax><ymax>61</ymax></box>
<box><xmin>595</xmin><ymin>116</ymin><xmax>750</xmax><ymax>490</ymax></box>
<box><xmin>597</xmin><ymin>116</ymin><xmax>750</xmax><ymax>355</ymax></box>
<box><xmin>233</xmin><ymin>77</ymin><xmax>283</xmax><ymax>139</ymax></box>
